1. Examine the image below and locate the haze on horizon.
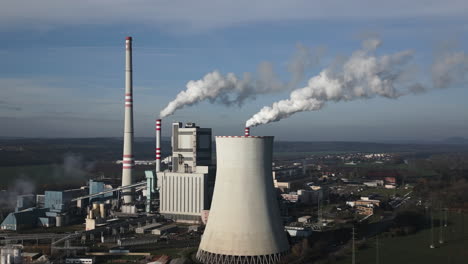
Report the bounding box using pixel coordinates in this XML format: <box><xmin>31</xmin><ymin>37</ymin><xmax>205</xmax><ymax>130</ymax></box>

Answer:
<box><xmin>0</xmin><ymin>1</ymin><xmax>467</xmax><ymax>141</ymax></box>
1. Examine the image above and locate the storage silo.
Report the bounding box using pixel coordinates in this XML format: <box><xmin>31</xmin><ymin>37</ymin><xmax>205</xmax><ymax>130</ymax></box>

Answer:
<box><xmin>197</xmin><ymin>136</ymin><xmax>289</xmax><ymax>264</ymax></box>
<box><xmin>56</xmin><ymin>215</ymin><xmax>63</xmax><ymax>227</ymax></box>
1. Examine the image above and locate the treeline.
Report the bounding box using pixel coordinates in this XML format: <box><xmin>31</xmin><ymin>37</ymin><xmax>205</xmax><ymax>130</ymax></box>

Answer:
<box><xmin>414</xmin><ymin>153</ymin><xmax>468</xmax><ymax>209</ymax></box>
<box><xmin>0</xmin><ymin>138</ymin><xmax>171</xmax><ymax>167</ymax></box>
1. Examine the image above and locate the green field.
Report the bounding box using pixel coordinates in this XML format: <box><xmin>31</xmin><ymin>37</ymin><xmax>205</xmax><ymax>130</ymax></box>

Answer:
<box><xmin>334</xmin><ymin>213</ymin><xmax>468</xmax><ymax>264</ymax></box>
<box><xmin>274</xmin><ymin>151</ymin><xmax>360</xmax><ymax>158</ymax></box>
<box><xmin>342</xmin><ymin>162</ymin><xmax>439</xmax><ymax>178</ymax></box>
<box><xmin>359</xmin><ymin>187</ymin><xmax>412</xmax><ymax>198</ymax></box>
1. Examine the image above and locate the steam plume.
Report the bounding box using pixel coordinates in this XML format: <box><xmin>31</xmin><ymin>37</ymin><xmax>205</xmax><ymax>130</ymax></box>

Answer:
<box><xmin>160</xmin><ymin>44</ymin><xmax>321</xmax><ymax>118</ymax></box>
<box><xmin>53</xmin><ymin>153</ymin><xmax>94</xmax><ymax>180</ymax></box>
<box><xmin>246</xmin><ymin>39</ymin><xmax>468</xmax><ymax>127</ymax></box>
<box><xmin>0</xmin><ymin>178</ymin><xmax>36</xmax><ymax>209</ymax></box>
<box><xmin>432</xmin><ymin>50</ymin><xmax>468</xmax><ymax>89</ymax></box>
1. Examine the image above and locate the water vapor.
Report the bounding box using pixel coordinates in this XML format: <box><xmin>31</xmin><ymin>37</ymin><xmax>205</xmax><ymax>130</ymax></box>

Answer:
<box><xmin>160</xmin><ymin>44</ymin><xmax>321</xmax><ymax>118</ymax></box>
<box><xmin>53</xmin><ymin>153</ymin><xmax>95</xmax><ymax>180</ymax></box>
<box><xmin>432</xmin><ymin>50</ymin><xmax>468</xmax><ymax>89</ymax></box>
<box><xmin>0</xmin><ymin>178</ymin><xmax>36</xmax><ymax>210</ymax></box>
<box><xmin>246</xmin><ymin>39</ymin><xmax>468</xmax><ymax>127</ymax></box>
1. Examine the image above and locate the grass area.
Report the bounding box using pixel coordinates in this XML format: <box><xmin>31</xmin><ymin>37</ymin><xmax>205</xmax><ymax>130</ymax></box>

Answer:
<box><xmin>274</xmin><ymin>151</ymin><xmax>360</xmax><ymax>157</ymax></box>
<box><xmin>359</xmin><ymin>187</ymin><xmax>412</xmax><ymax>199</ymax></box>
<box><xmin>334</xmin><ymin>213</ymin><xmax>468</xmax><ymax>264</ymax></box>
<box><xmin>343</xmin><ymin>162</ymin><xmax>439</xmax><ymax>178</ymax></box>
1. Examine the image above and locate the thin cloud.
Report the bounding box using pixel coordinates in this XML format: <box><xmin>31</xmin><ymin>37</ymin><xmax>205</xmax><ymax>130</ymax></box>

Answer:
<box><xmin>0</xmin><ymin>101</ymin><xmax>22</xmax><ymax>111</ymax></box>
<box><xmin>1</xmin><ymin>1</ymin><xmax>467</xmax><ymax>32</ymax></box>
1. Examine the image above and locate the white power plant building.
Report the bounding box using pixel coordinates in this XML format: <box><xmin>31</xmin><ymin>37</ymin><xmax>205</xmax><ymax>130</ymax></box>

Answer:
<box><xmin>197</xmin><ymin>136</ymin><xmax>289</xmax><ymax>264</ymax></box>
<box><xmin>158</xmin><ymin>122</ymin><xmax>214</xmax><ymax>223</ymax></box>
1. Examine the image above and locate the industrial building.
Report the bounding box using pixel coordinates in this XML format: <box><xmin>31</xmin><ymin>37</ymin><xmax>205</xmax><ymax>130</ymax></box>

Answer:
<box><xmin>45</xmin><ymin>189</ymin><xmax>85</xmax><ymax>213</ymax></box>
<box><xmin>64</xmin><ymin>257</ymin><xmax>95</xmax><ymax>264</ymax></box>
<box><xmin>151</xmin><ymin>224</ymin><xmax>177</xmax><ymax>235</ymax></box>
<box><xmin>1</xmin><ymin>188</ymin><xmax>85</xmax><ymax>231</ymax></box>
<box><xmin>15</xmin><ymin>195</ymin><xmax>35</xmax><ymax>212</ymax></box>
<box><xmin>88</xmin><ymin>180</ymin><xmax>113</xmax><ymax>203</ymax></box>
<box><xmin>197</xmin><ymin>136</ymin><xmax>289</xmax><ymax>264</ymax></box>
<box><xmin>0</xmin><ymin>244</ymin><xmax>22</xmax><ymax>264</ymax></box>
<box><xmin>1</xmin><ymin>208</ymin><xmax>48</xmax><ymax>231</ymax></box>
<box><xmin>135</xmin><ymin>223</ymin><xmax>162</xmax><ymax>234</ymax></box>
<box><xmin>158</xmin><ymin>122</ymin><xmax>215</xmax><ymax>223</ymax></box>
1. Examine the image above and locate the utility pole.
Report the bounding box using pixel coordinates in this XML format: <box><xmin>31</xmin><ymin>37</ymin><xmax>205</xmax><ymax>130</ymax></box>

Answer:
<box><xmin>376</xmin><ymin>235</ymin><xmax>380</xmax><ymax>264</ymax></box>
<box><xmin>444</xmin><ymin>208</ymin><xmax>449</xmax><ymax>243</ymax></box>
<box><xmin>430</xmin><ymin>208</ymin><xmax>435</xmax><ymax>249</ymax></box>
<box><xmin>439</xmin><ymin>206</ymin><xmax>444</xmax><ymax>244</ymax></box>
<box><xmin>352</xmin><ymin>227</ymin><xmax>356</xmax><ymax>264</ymax></box>
<box><xmin>444</xmin><ymin>208</ymin><xmax>448</xmax><ymax>227</ymax></box>
<box><xmin>318</xmin><ymin>194</ymin><xmax>322</xmax><ymax>223</ymax></box>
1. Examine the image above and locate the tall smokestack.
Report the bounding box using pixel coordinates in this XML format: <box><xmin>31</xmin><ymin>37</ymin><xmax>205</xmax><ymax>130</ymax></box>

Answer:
<box><xmin>122</xmin><ymin>36</ymin><xmax>134</xmax><ymax>204</ymax></box>
<box><xmin>244</xmin><ymin>127</ymin><xmax>250</xmax><ymax>136</ymax></box>
<box><xmin>156</xmin><ymin>119</ymin><xmax>161</xmax><ymax>172</ymax></box>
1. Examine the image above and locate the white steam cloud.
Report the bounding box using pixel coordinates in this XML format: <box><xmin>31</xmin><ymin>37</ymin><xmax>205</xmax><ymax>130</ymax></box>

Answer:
<box><xmin>159</xmin><ymin>44</ymin><xmax>322</xmax><ymax>118</ymax></box>
<box><xmin>246</xmin><ymin>39</ymin><xmax>468</xmax><ymax>127</ymax></box>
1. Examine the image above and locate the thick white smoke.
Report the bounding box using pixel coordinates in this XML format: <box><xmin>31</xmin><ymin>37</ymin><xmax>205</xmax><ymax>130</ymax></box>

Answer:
<box><xmin>246</xmin><ymin>39</ymin><xmax>468</xmax><ymax>127</ymax></box>
<box><xmin>159</xmin><ymin>44</ymin><xmax>322</xmax><ymax>118</ymax></box>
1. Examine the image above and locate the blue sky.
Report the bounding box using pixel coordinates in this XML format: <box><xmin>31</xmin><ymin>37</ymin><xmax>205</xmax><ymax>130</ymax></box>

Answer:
<box><xmin>1</xmin><ymin>1</ymin><xmax>467</xmax><ymax>141</ymax></box>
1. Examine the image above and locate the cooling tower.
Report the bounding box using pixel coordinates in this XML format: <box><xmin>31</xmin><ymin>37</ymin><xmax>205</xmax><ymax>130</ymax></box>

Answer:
<box><xmin>197</xmin><ymin>136</ymin><xmax>289</xmax><ymax>264</ymax></box>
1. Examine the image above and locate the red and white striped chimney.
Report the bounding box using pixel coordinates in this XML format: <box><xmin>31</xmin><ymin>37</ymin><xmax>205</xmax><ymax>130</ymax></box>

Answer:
<box><xmin>244</xmin><ymin>127</ymin><xmax>250</xmax><ymax>136</ymax></box>
<box><xmin>156</xmin><ymin>119</ymin><xmax>162</xmax><ymax>172</ymax></box>
<box><xmin>122</xmin><ymin>36</ymin><xmax>134</xmax><ymax>204</ymax></box>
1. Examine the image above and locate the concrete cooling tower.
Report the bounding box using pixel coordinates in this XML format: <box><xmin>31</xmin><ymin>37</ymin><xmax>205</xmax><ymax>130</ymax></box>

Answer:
<box><xmin>197</xmin><ymin>136</ymin><xmax>289</xmax><ymax>264</ymax></box>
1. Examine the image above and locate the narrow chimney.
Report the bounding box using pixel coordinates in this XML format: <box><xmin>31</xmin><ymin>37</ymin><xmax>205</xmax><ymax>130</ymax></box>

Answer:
<box><xmin>244</xmin><ymin>127</ymin><xmax>250</xmax><ymax>136</ymax></box>
<box><xmin>156</xmin><ymin>119</ymin><xmax>162</xmax><ymax>172</ymax></box>
<box><xmin>122</xmin><ymin>36</ymin><xmax>134</xmax><ymax>204</ymax></box>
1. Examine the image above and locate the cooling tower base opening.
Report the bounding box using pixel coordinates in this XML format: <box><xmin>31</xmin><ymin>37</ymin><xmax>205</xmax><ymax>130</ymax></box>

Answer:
<box><xmin>196</xmin><ymin>249</ymin><xmax>288</xmax><ymax>264</ymax></box>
